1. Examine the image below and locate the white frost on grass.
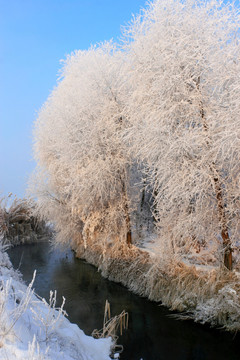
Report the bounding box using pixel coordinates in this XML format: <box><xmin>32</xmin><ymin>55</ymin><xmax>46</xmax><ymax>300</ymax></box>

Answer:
<box><xmin>0</xmin><ymin>243</ymin><xmax>113</xmax><ymax>360</ymax></box>
<box><xmin>138</xmin><ymin>232</ymin><xmax>161</xmax><ymax>257</ymax></box>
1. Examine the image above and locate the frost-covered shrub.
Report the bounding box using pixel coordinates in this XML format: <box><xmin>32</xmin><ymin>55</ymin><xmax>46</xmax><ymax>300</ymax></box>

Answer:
<box><xmin>31</xmin><ymin>42</ymin><xmax>151</xmax><ymax>249</ymax></box>
<box><xmin>194</xmin><ymin>284</ymin><xmax>240</xmax><ymax>331</ymax></box>
<box><xmin>32</xmin><ymin>44</ymin><xmax>125</xmax><ymax>246</ymax></box>
<box><xmin>0</xmin><ymin>196</ymin><xmax>50</xmax><ymax>246</ymax></box>
<box><xmin>123</xmin><ymin>0</ymin><xmax>240</xmax><ymax>269</ymax></box>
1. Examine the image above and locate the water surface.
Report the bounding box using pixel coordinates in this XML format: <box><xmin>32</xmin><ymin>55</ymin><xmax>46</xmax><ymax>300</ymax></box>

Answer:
<box><xmin>8</xmin><ymin>242</ymin><xmax>240</xmax><ymax>360</ymax></box>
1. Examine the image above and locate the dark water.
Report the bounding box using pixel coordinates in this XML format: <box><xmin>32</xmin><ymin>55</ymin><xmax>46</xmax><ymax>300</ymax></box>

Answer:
<box><xmin>7</xmin><ymin>242</ymin><xmax>240</xmax><ymax>360</ymax></box>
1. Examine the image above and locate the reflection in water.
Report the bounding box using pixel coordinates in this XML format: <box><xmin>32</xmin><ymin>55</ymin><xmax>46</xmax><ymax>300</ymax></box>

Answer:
<box><xmin>8</xmin><ymin>242</ymin><xmax>240</xmax><ymax>360</ymax></box>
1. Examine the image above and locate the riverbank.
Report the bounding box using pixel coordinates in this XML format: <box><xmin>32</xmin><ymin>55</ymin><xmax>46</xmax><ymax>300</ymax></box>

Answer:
<box><xmin>0</xmin><ymin>242</ymin><xmax>113</xmax><ymax>360</ymax></box>
<box><xmin>75</xmin><ymin>240</ymin><xmax>240</xmax><ymax>332</ymax></box>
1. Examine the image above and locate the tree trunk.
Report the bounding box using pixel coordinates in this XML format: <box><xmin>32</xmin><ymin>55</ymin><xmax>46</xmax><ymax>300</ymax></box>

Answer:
<box><xmin>120</xmin><ymin>172</ymin><xmax>132</xmax><ymax>247</ymax></box>
<box><xmin>116</xmin><ymin>116</ymin><xmax>132</xmax><ymax>247</ymax></box>
<box><xmin>197</xmin><ymin>77</ymin><xmax>232</xmax><ymax>270</ymax></box>
<box><xmin>211</xmin><ymin>167</ymin><xmax>232</xmax><ymax>270</ymax></box>
<box><xmin>123</xmin><ymin>186</ymin><xmax>132</xmax><ymax>247</ymax></box>
<box><xmin>140</xmin><ymin>187</ymin><xmax>145</xmax><ymax>214</ymax></box>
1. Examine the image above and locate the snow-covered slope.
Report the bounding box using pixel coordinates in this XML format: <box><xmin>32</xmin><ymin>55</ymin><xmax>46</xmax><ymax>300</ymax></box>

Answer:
<box><xmin>0</xmin><ymin>244</ymin><xmax>113</xmax><ymax>360</ymax></box>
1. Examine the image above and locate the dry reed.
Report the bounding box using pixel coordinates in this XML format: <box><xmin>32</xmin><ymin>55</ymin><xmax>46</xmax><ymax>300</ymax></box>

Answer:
<box><xmin>76</xmin><ymin>240</ymin><xmax>240</xmax><ymax>332</ymax></box>
<box><xmin>92</xmin><ymin>300</ymin><xmax>128</xmax><ymax>358</ymax></box>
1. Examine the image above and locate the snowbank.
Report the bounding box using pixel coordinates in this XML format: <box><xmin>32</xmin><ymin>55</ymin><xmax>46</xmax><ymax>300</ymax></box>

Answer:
<box><xmin>0</xmin><ymin>244</ymin><xmax>113</xmax><ymax>360</ymax></box>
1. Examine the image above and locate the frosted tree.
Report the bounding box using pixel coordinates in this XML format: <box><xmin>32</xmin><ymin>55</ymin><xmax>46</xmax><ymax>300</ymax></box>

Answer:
<box><xmin>31</xmin><ymin>43</ymin><xmax>134</xmax><ymax>250</ymax></box>
<box><xmin>124</xmin><ymin>0</ymin><xmax>240</xmax><ymax>269</ymax></box>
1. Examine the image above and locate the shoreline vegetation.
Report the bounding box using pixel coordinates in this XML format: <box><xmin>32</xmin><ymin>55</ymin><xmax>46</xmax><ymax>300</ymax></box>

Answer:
<box><xmin>73</xmin><ymin>239</ymin><xmax>240</xmax><ymax>333</ymax></box>
<box><xmin>0</xmin><ymin>195</ymin><xmax>52</xmax><ymax>247</ymax></box>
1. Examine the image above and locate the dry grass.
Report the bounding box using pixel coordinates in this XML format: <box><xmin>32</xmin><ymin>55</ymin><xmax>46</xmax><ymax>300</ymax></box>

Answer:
<box><xmin>75</xmin><ymin>238</ymin><xmax>240</xmax><ymax>332</ymax></box>
<box><xmin>92</xmin><ymin>300</ymin><xmax>128</xmax><ymax>358</ymax></box>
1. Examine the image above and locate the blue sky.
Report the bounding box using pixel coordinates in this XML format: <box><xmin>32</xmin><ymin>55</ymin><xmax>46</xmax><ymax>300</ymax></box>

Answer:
<box><xmin>0</xmin><ymin>0</ymin><xmax>146</xmax><ymax>198</ymax></box>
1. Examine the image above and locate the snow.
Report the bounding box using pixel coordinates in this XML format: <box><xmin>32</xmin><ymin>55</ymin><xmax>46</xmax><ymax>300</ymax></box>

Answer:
<box><xmin>138</xmin><ymin>232</ymin><xmax>161</xmax><ymax>257</ymax></box>
<box><xmin>0</xmin><ymin>243</ymin><xmax>113</xmax><ymax>360</ymax></box>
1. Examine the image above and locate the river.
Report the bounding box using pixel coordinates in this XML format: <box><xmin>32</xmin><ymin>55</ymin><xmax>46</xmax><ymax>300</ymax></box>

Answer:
<box><xmin>7</xmin><ymin>241</ymin><xmax>240</xmax><ymax>360</ymax></box>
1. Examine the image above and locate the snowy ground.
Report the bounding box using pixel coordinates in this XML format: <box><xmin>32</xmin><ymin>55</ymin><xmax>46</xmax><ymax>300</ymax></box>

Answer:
<box><xmin>138</xmin><ymin>232</ymin><xmax>161</xmax><ymax>256</ymax></box>
<box><xmin>139</xmin><ymin>230</ymin><xmax>232</xmax><ymax>269</ymax></box>
<box><xmin>0</xmin><ymin>243</ymin><xmax>113</xmax><ymax>360</ymax></box>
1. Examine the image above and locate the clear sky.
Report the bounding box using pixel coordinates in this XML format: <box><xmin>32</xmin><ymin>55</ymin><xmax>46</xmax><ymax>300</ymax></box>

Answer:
<box><xmin>0</xmin><ymin>0</ymin><xmax>147</xmax><ymax>198</ymax></box>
